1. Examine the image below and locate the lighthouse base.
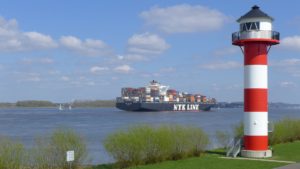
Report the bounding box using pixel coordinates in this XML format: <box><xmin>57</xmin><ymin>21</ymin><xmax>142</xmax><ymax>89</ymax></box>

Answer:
<box><xmin>241</xmin><ymin>149</ymin><xmax>272</xmax><ymax>158</ymax></box>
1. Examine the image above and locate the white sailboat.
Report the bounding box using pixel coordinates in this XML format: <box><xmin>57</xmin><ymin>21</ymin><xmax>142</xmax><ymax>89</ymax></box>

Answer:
<box><xmin>68</xmin><ymin>105</ymin><xmax>72</xmax><ymax>110</ymax></box>
<box><xmin>59</xmin><ymin>104</ymin><xmax>63</xmax><ymax>111</ymax></box>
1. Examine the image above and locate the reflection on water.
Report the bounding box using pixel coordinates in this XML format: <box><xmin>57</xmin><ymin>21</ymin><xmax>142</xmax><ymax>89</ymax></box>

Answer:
<box><xmin>0</xmin><ymin>107</ymin><xmax>299</xmax><ymax>164</ymax></box>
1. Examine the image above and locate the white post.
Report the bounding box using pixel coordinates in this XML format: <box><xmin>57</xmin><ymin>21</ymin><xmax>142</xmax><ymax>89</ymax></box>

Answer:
<box><xmin>66</xmin><ymin>150</ymin><xmax>75</xmax><ymax>169</ymax></box>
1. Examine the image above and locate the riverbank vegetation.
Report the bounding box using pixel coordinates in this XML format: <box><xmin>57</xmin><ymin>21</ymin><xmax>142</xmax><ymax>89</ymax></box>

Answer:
<box><xmin>0</xmin><ymin>102</ymin><xmax>15</xmax><ymax>108</ymax></box>
<box><xmin>28</xmin><ymin>128</ymin><xmax>87</xmax><ymax>169</ymax></box>
<box><xmin>130</xmin><ymin>141</ymin><xmax>300</xmax><ymax>169</ymax></box>
<box><xmin>228</xmin><ymin>118</ymin><xmax>300</xmax><ymax>146</ymax></box>
<box><xmin>104</xmin><ymin>125</ymin><xmax>209</xmax><ymax>168</ymax></box>
<box><xmin>0</xmin><ymin>137</ymin><xmax>24</xmax><ymax>169</ymax></box>
<box><xmin>1</xmin><ymin>119</ymin><xmax>300</xmax><ymax>169</ymax></box>
<box><xmin>0</xmin><ymin>100</ymin><xmax>116</xmax><ymax>108</ymax></box>
<box><xmin>16</xmin><ymin>100</ymin><xmax>55</xmax><ymax>107</ymax></box>
<box><xmin>0</xmin><ymin>128</ymin><xmax>87</xmax><ymax>169</ymax></box>
<box><xmin>102</xmin><ymin>119</ymin><xmax>300</xmax><ymax>169</ymax></box>
<box><xmin>72</xmin><ymin>100</ymin><xmax>115</xmax><ymax>108</ymax></box>
<box><xmin>91</xmin><ymin>141</ymin><xmax>300</xmax><ymax>169</ymax></box>
<box><xmin>269</xmin><ymin>118</ymin><xmax>300</xmax><ymax>145</ymax></box>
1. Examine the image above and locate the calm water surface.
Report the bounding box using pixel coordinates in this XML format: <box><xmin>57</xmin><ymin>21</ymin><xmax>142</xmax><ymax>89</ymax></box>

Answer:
<box><xmin>0</xmin><ymin>107</ymin><xmax>299</xmax><ymax>164</ymax></box>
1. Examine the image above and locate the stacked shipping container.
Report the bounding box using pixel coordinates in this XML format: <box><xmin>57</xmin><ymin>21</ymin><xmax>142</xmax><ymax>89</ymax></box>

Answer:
<box><xmin>120</xmin><ymin>81</ymin><xmax>216</xmax><ymax>104</ymax></box>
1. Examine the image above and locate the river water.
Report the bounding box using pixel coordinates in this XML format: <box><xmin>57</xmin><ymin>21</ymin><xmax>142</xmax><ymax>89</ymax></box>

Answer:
<box><xmin>0</xmin><ymin>107</ymin><xmax>299</xmax><ymax>164</ymax></box>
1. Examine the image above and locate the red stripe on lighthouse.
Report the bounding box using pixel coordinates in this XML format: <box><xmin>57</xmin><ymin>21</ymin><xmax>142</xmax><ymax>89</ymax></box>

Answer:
<box><xmin>244</xmin><ymin>89</ymin><xmax>268</xmax><ymax>112</ymax></box>
<box><xmin>244</xmin><ymin>43</ymin><xmax>268</xmax><ymax>65</ymax></box>
<box><xmin>244</xmin><ymin>136</ymin><xmax>268</xmax><ymax>150</ymax></box>
<box><xmin>243</xmin><ymin>42</ymin><xmax>269</xmax><ymax>152</ymax></box>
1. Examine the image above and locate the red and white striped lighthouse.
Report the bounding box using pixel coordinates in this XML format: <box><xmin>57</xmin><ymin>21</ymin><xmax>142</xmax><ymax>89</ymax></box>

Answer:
<box><xmin>232</xmin><ymin>5</ymin><xmax>279</xmax><ymax>158</ymax></box>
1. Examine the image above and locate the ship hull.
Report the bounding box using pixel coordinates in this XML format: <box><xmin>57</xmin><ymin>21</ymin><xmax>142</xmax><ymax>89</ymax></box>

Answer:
<box><xmin>116</xmin><ymin>102</ymin><xmax>215</xmax><ymax>112</ymax></box>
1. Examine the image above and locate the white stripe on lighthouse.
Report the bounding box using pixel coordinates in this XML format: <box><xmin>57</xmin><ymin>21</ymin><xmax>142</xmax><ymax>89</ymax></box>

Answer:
<box><xmin>244</xmin><ymin>65</ymin><xmax>268</xmax><ymax>89</ymax></box>
<box><xmin>244</xmin><ymin>112</ymin><xmax>268</xmax><ymax>136</ymax></box>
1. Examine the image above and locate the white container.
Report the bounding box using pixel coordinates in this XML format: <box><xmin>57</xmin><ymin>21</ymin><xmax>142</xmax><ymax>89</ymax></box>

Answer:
<box><xmin>146</xmin><ymin>87</ymin><xmax>151</xmax><ymax>93</ymax></box>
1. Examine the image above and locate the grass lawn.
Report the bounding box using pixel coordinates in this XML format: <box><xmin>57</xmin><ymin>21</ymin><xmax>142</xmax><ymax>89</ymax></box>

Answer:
<box><xmin>271</xmin><ymin>141</ymin><xmax>300</xmax><ymax>162</ymax></box>
<box><xmin>90</xmin><ymin>154</ymin><xmax>284</xmax><ymax>169</ymax></box>
<box><xmin>90</xmin><ymin>141</ymin><xmax>300</xmax><ymax>169</ymax></box>
<box><xmin>128</xmin><ymin>155</ymin><xmax>284</xmax><ymax>169</ymax></box>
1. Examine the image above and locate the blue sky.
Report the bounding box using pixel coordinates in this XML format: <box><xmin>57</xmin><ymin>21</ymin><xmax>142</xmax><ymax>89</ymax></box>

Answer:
<box><xmin>0</xmin><ymin>0</ymin><xmax>300</xmax><ymax>103</ymax></box>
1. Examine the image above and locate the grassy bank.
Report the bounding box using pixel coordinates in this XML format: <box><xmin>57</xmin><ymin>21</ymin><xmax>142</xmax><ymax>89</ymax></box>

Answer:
<box><xmin>0</xmin><ymin>128</ymin><xmax>87</xmax><ymax>169</ymax></box>
<box><xmin>126</xmin><ymin>156</ymin><xmax>283</xmax><ymax>169</ymax></box>
<box><xmin>95</xmin><ymin>119</ymin><xmax>300</xmax><ymax>169</ymax></box>
<box><xmin>104</xmin><ymin>125</ymin><xmax>209</xmax><ymax>168</ymax></box>
<box><xmin>91</xmin><ymin>155</ymin><xmax>283</xmax><ymax>169</ymax></box>
<box><xmin>92</xmin><ymin>141</ymin><xmax>300</xmax><ymax>169</ymax></box>
<box><xmin>271</xmin><ymin>141</ymin><xmax>300</xmax><ymax>162</ymax></box>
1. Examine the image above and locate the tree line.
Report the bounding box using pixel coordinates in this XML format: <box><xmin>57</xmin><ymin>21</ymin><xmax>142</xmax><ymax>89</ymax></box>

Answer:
<box><xmin>0</xmin><ymin>100</ymin><xmax>116</xmax><ymax>108</ymax></box>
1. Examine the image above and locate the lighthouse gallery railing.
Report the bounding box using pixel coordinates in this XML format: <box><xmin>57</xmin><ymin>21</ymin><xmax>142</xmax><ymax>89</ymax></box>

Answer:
<box><xmin>232</xmin><ymin>31</ymin><xmax>280</xmax><ymax>42</ymax></box>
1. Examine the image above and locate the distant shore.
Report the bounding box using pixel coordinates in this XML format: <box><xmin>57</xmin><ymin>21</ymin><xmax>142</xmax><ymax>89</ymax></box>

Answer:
<box><xmin>0</xmin><ymin>100</ymin><xmax>299</xmax><ymax>109</ymax></box>
<box><xmin>0</xmin><ymin>100</ymin><xmax>116</xmax><ymax>108</ymax></box>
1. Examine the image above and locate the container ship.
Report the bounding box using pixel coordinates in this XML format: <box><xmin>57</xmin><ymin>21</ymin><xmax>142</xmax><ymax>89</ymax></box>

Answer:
<box><xmin>116</xmin><ymin>80</ymin><xmax>216</xmax><ymax>112</ymax></box>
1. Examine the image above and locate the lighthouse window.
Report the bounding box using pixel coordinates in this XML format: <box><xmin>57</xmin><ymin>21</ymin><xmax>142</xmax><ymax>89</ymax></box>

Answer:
<box><xmin>246</xmin><ymin>23</ymin><xmax>252</xmax><ymax>30</ymax></box>
<box><xmin>240</xmin><ymin>22</ymin><xmax>260</xmax><ymax>31</ymax></box>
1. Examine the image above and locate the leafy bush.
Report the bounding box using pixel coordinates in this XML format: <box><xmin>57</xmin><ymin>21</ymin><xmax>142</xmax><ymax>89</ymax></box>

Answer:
<box><xmin>29</xmin><ymin>128</ymin><xmax>87</xmax><ymax>169</ymax></box>
<box><xmin>269</xmin><ymin>118</ymin><xmax>300</xmax><ymax>145</ymax></box>
<box><xmin>104</xmin><ymin>125</ymin><xmax>209</xmax><ymax>168</ymax></box>
<box><xmin>0</xmin><ymin>137</ymin><xmax>25</xmax><ymax>169</ymax></box>
<box><xmin>215</xmin><ymin>130</ymin><xmax>231</xmax><ymax>149</ymax></box>
<box><xmin>233</xmin><ymin>121</ymin><xmax>244</xmax><ymax>139</ymax></box>
<box><xmin>228</xmin><ymin>118</ymin><xmax>300</xmax><ymax>147</ymax></box>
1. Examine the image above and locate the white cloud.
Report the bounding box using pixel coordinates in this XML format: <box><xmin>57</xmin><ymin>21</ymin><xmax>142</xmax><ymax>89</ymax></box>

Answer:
<box><xmin>86</xmin><ymin>81</ymin><xmax>96</xmax><ymax>86</ymax></box>
<box><xmin>124</xmin><ymin>32</ymin><xmax>170</xmax><ymax>61</ymax></box>
<box><xmin>90</xmin><ymin>66</ymin><xmax>109</xmax><ymax>74</ymax></box>
<box><xmin>271</xmin><ymin>58</ymin><xmax>300</xmax><ymax>77</ymax></box>
<box><xmin>280</xmin><ymin>81</ymin><xmax>297</xmax><ymax>88</ymax></box>
<box><xmin>117</xmin><ymin>55</ymin><xmax>124</xmax><ymax>60</ymax></box>
<box><xmin>270</xmin><ymin>58</ymin><xmax>300</xmax><ymax>70</ymax></box>
<box><xmin>21</xmin><ymin>57</ymin><xmax>54</xmax><ymax>65</ymax></box>
<box><xmin>127</xmin><ymin>32</ymin><xmax>169</xmax><ymax>55</ymax></box>
<box><xmin>24</xmin><ymin>32</ymin><xmax>57</xmax><ymax>48</ymax></box>
<box><xmin>61</xmin><ymin>76</ymin><xmax>70</xmax><ymax>81</ymax></box>
<box><xmin>140</xmin><ymin>4</ymin><xmax>229</xmax><ymax>33</ymax></box>
<box><xmin>211</xmin><ymin>83</ymin><xmax>220</xmax><ymax>91</ymax></box>
<box><xmin>160</xmin><ymin>67</ymin><xmax>175</xmax><ymax>73</ymax></box>
<box><xmin>140</xmin><ymin>73</ymin><xmax>161</xmax><ymax>78</ymax></box>
<box><xmin>273</xmin><ymin>58</ymin><xmax>300</xmax><ymax>66</ymax></box>
<box><xmin>24</xmin><ymin>74</ymin><xmax>41</xmax><ymax>82</ymax></box>
<box><xmin>14</xmin><ymin>72</ymin><xmax>41</xmax><ymax>82</ymax></box>
<box><xmin>213</xmin><ymin>47</ymin><xmax>239</xmax><ymax>57</ymax></box>
<box><xmin>60</xmin><ymin>36</ymin><xmax>111</xmax><ymax>57</ymax></box>
<box><xmin>39</xmin><ymin>58</ymin><xmax>54</xmax><ymax>64</ymax></box>
<box><xmin>26</xmin><ymin>76</ymin><xmax>41</xmax><ymax>82</ymax></box>
<box><xmin>200</xmin><ymin>61</ymin><xmax>241</xmax><ymax>70</ymax></box>
<box><xmin>122</xmin><ymin>54</ymin><xmax>148</xmax><ymax>61</ymax></box>
<box><xmin>114</xmin><ymin>64</ymin><xmax>133</xmax><ymax>73</ymax></box>
<box><xmin>281</xmin><ymin>36</ymin><xmax>300</xmax><ymax>50</ymax></box>
<box><xmin>225</xmin><ymin>84</ymin><xmax>241</xmax><ymax>90</ymax></box>
<box><xmin>111</xmin><ymin>77</ymin><xmax>118</xmax><ymax>80</ymax></box>
<box><xmin>0</xmin><ymin>17</ymin><xmax>57</xmax><ymax>52</ymax></box>
<box><xmin>48</xmin><ymin>70</ymin><xmax>60</xmax><ymax>75</ymax></box>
